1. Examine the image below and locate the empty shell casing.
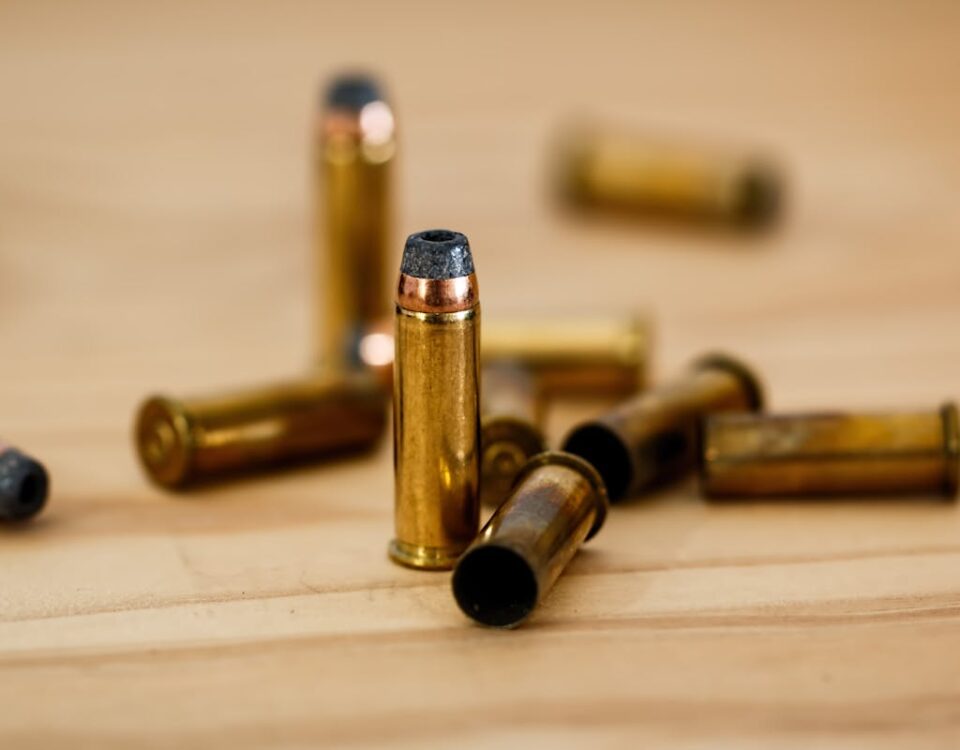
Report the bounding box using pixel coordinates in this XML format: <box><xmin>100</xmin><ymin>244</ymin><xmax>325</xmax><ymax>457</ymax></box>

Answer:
<box><xmin>555</xmin><ymin>124</ymin><xmax>782</xmax><ymax>228</ymax></box>
<box><xmin>391</xmin><ymin>230</ymin><xmax>480</xmax><ymax>570</ymax></box>
<box><xmin>135</xmin><ymin>372</ymin><xmax>386</xmax><ymax>489</ymax></box>
<box><xmin>0</xmin><ymin>441</ymin><xmax>49</xmax><ymax>521</ymax></box>
<box><xmin>562</xmin><ymin>354</ymin><xmax>764</xmax><ymax>501</ymax></box>
<box><xmin>452</xmin><ymin>451</ymin><xmax>608</xmax><ymax>628</ymax></box>
<box><xmin>316</xmin><ymin>73</ymin><xmax>396</xmax><ymax>368</ymax></box>
<box><xmin>482</xmin><ymin>314</ymin><xmax>651</xmax><ymax>396</ymax></box>
<box><xmin>701</xmin><ymin>404</ymin><xmax>960</xmax><ymax>499</ymax></box>
<box><xmin>355</xmin><ymin>313</ymin><xmax>650</xmax><ymax>397</ymax></box>
<box><xmin>481</xmin><ymin>363</ymin><xmax>547</xmax><ymax>508</ymax></box>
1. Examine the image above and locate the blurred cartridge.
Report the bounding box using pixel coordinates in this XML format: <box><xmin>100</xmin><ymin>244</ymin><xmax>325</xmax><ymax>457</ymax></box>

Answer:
<box><xmin>555</xmin><ymin>124</ymin><xmax>782</xmax><ymax>229</ymax></box>
<box><xmin>701</xmin><ymin>404</ymin><xmax>960</xmax><ymax>499</ymax></box>
<box><xmin>135</xmin><ymin>372</ymin><xmax>386</xmax><ymax>489</ymax></box>
<box><xmin>356</xmin><ymin>313</ymin><xmax>651</xmax><ymax>397</ymax></box>
<box><xmin>391</xmin><ymin>229</ymin><xmax>480</xmax><ymax>570</ymax></box>
<box><xmin>483</xmin><ymin>314</ymin><xmax>650</xmax><ymax>396</ymax></box>
<box><xmin>562</xmin><ymin>354</ymin><xmax>764</xmax><ymax>501</ymax></box>
<box><xmin>452</xmin><ymin>451</ymin><xmax>608</xmax><ymax>628</ymax></box>
<box><xmin>316</xmin><ymin>73</ymin><xmax>396</xmax><ymax>368</ymax></box>
<box><xmin>0</xmin><ymin>441</ymin><xmax>49</xmax><ymax>521</ymax></box>
<box><xmin>481</xmin><ymin>363</ymin><xmax>547</xmax><ymax>508</ymax></box>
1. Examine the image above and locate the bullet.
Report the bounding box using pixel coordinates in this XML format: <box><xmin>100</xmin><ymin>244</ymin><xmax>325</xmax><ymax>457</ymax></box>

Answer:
<box><xmin>555</xmin><ymin>124</ymin><xmax>782</xmax><ymax>229</ymax></box>
<box><xmin>562</xmin><ymin>354</ymin><xmax>764</xmax><ymax>501</ymax></box>
<box><xmin>701</xmin><ymin>404</ymin><xmax>960</xmax><ymax>499</ymax></box>
<box><xmin>481</xmin><ymin>363</ymin><xmax>547</xmax><ymax>508</ymax></box>
<box><xmin>316</xmin><ymin>73</ymin><xmax>396</xmax><ymax>368</ymax></box>
<box><xmin>135</xmin><ymin>372</ymin><xmax>386</xmax><ymax>489</ymax></box>
<box><xmin>391</xmin><ymin>229</ymin><xmax>480</xmax><ymax>570</ymax></box>
<box><xmin>452</xmin><ymin>451</ymin><xmax>608</xmax><ymax>628</ymax></box>
<box><xmin>0</xmin><ymin>442</ymin><xmax>48</xmax><ymax>521</ymax></box>
<box><xmin>355</xmin><ymin>313</ymin><xmax>650</xmax><ymax>397</ymax></box>
<box><xmin>482</xmin><ymin>314</ymin><xmax>651</xmax><ymax>396</ymax></box>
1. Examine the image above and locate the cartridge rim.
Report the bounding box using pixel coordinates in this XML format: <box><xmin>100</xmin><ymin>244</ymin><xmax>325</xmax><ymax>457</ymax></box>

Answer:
<box><xmin>692</xmin><ymin>352</ymin><xmax>765</xmax><ymax>411</ymax></box>
<box><xmin>941</xmin><ymin>402</ymin><xmax>959</xmax><ymax>499</ymax></box>
<box><xmin>512</xmin><ymin>450</ymin><xmax>610</xmax><ymax>540</ymax></box>
<box><xmin>388</xmin><ymin>539</ymin><xmax>463</xmax><ymax>572</ymax></box>
<box><xmin>135</xmin><ymin>396</ymin><xmax>194</xmax><ymax>489</ymax></box>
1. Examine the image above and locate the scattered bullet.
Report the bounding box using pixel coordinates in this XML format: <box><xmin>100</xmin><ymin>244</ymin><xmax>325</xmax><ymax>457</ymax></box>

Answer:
<box><xmin>563</xmin><ymin>354</ymin><xmax>764</xmax><ymax>501</ymax></box>
<box><xmin>701</xmin><ymin>404</ymin><xmax>960</xmax><ymax>499</ymax></box>
<box><xmin>135</xmin><ymin>372</ymin><xmax>386</xmax><ymax>489</ymax></box>
<box><xmin>316</xmin><ymin>73</ymin><xmax>396</xmax><ymax>369</ymax></box>
<box><xmin>391</xmin><ymin>230</ymin><xmax>481</xmax><ymax>570</ymax></box>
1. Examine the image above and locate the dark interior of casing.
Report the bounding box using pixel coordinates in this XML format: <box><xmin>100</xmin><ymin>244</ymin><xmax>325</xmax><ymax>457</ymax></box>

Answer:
<box><xmin>563</xmin><ymin>424</ymin><xmax>631</xmax><ymax>501</ymax></box>
<box><xmin>452</xmin><ymin>545</ymin><xmax>538</xmax><ymax>628</ymax></box>
<box><xmin>735</xmin><ymin>167</ymin><xmax>781</xmax><ymax>227</ymax></box>
<box><xmin>16</xmin><ymin>469</ymin><xmax>47</xmax><ymax>517</ymax></box>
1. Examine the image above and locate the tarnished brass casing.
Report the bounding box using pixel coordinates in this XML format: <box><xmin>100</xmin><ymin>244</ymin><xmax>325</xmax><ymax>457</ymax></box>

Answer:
<box><xmin>452</xmin><ymin>451</ymin><xmax>608</xmax><ymax>628</ymax></box>
<box><xmin>316</xmin><ymin>74</ymin><xmax>396</xmax><ymax>368</ymax></box>
<box><xmin>356</xmin><ymin>313</ymin><xmax>650</xmax><ymax>397</ymax></box>
<box><xmin>562</xmin><ymin>354</ymin><xmax>764</xmax><ymax>501</ymax></box>
<box><xmin>135</xmin><ymin>372</ymin><xmax>386</xmax><ymax>489</ymax></box>
<box><xmin>555</xmin><ymin>124</ymin><xmax>782</xmax><ymax>228</ymax></box>
<box><xmin>391</xmin><ymin>230</ymin><xmax>480</xmax><ymax>570</ymax></box>
<box><xmin>482</xmin><ymin>314</ymin><xmax>650</xmax><ymax>396</ymax></box>
<box><xmin>701</xmin><ymin>404</ymin><xmax>960</xmax><ymax>499</ymax></box>
<box><xmin>481</xmin><ymin>363</ymin><xmax>547</xmax><ymax>508</ymax></box>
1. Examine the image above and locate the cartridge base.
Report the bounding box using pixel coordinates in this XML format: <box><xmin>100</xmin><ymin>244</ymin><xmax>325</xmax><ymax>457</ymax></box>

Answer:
<box><xmin>388</xmin><ymin>539</ymin><xmax>463</xmax><ymax>571</ymax></box>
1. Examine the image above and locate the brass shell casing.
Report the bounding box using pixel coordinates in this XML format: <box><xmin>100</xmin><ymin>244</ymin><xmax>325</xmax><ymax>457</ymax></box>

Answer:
<box><xmin>482</xmin><ymin>314</ymin><xmax>650</xmax><ymax>396</ymax></box>
<box><xmin>701</xmin><ymin>404</ymin><xmax>960</xmax><ymax>499</ymax></box>
<box><xmin>452</xmin><ymin>451</ymin><xmax>608</xmax><ymax>628</ymax></box>
<box><xmin>562</xmin><ymin>354</ymin><xmax>764</xmax><ymax>501</ymax></box>
<box><xmin>556</xmin><ymin>125</ymin><xmax>782</xmax><ymax>228</ymax></box>
<box><xmin>356</xmin><ymin>313</ymin><xmax>650</xmax><ymax>398</ymax></box>
<box><xmin>135</xmin><ymin>372</ymin><xmax>386</xmax><ymax>489</ymax></box>
<box><xmin>316</xmin><ymin>74</ymin><xmax>396</xmax><ymax>368</ymax></box>
<box><xmin>391</xmin><ymin>230</ymin><xmax>481</xmax><ymax>570</ymax></box>
<box><xmin>480</xmin><ymin>364</ymin><xmax>547</xmax><ymax>509</ymax></box>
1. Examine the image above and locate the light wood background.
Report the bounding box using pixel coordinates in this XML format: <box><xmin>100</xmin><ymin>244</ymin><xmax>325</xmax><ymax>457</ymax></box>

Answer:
<box><xmin>1</xmin><ymin>1</ymin><xmax>959</xmax><ymax>747</ymax></box>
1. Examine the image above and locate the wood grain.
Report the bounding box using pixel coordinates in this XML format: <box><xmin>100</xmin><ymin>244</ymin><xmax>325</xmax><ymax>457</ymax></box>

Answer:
<box><xmin>1</xmin><ymin>1</ymin><xmax>959</xmax><ymax>747</ymax></box>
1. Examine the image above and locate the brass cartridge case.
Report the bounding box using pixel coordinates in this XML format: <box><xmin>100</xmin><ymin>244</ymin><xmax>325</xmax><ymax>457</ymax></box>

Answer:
<box><xmin>135</xmin><ymin>372</ymin><xmax>386</xmax><ymax>489</ymax></box>
<box><xmin>562</xmin><ymin>354</ymin><xmax>764</xmax><ymax>501</ymax></box>
<box><xmin>391</xmin><ymin>230</ymin><xmax>481</xmax><ymax>570</ymax></box>
<box><xmin>452</xmin><ymin>451</ymin><xmax>608</xmax><ymax>628</ymax></box>
<box><xmin>481</xmin><ymin>363</ymin><xmax>547</xmax><ymax>508</ymax></box>
<box><xmin>355</xmin><ymin>313</ymin><xmax>650</xmax><ymax>397</ymax></box>
<box><xmin>482</xmin><ymin>314</ymin><xmax>650</xmax><ymax>396</ymax></box>
<box><xmin>316</xmin><ymin>73</ymin><xmax>396</xmax><ymax>368</ymax></box>
<box><xmin>555</xmin><ymin>124</ymin><xmax>782</xmax><ymax>228</ymax></box>
<box><xmin>701</xmin><ymin>404</ymin><xmax>960</xmax><ymax>499</ymax></box>
<box><xmin>0</xmin><ymin>441</ymin><xmax>49</xmax><ymax>521</ymax></box>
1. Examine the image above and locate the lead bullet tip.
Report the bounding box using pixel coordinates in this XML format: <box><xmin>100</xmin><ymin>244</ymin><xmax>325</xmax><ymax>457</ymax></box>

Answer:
<box><xmin>401</xmin><ymin>229</ymin><xmax>474</xmax><ymax>280</ymax></box>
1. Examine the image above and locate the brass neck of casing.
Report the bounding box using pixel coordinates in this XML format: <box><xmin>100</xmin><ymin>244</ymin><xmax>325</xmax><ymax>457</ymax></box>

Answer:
<box><xmin>701</xmin><ymin>403</ymin><xmax>960</xmax><ymax>499</ymax></box>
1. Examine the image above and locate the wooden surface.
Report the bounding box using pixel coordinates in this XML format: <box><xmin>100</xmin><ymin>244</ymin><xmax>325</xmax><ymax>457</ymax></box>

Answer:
<box><xmin>2</xmin><ymin>1</ymin><xmax>960</xmax><ymax>747</ymax></box>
